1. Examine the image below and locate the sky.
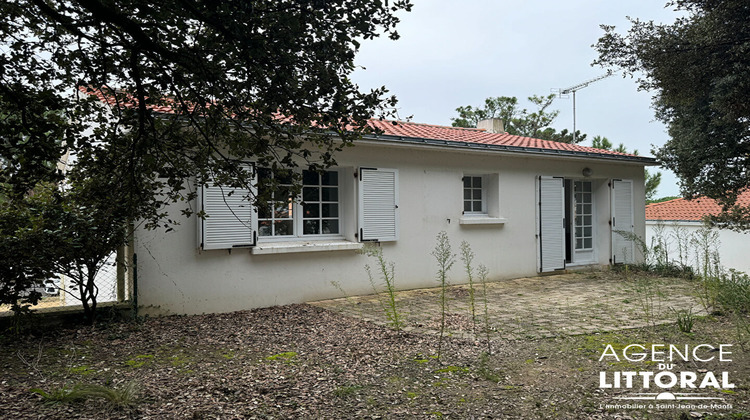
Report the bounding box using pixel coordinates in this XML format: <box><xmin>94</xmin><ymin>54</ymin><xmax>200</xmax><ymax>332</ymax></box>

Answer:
<box><xmin>350</xmin><ymin>0</ymin><xmax>686</xmax><ymax>198</ymax></box>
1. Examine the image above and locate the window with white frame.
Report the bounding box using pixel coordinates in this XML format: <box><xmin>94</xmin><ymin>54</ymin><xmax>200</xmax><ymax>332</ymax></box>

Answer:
<box><xmin>574</xmin><ymin>180</ymin><xmax>593</xmax><ymax>250</ymax></box>
<box><xmin>257</xmin><ymin>168</ymin><xmax>340</xmax><ymax>238</ymax></box>
<box><xmin>463</xmin><ymin>175</ymin><xmax>486</xmax><ymax>214</ymax></box>
<box><xmin>199</xmin><ymin>165</ymin><xmax>399</xmax><ymax>250</ymax></box>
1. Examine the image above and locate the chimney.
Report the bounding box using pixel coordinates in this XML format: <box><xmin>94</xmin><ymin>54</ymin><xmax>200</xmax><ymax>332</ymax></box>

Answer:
<box><xmin>477</xmin><ymin>118</ymin><xmax>504</xmax><ymax>134</ymax></box>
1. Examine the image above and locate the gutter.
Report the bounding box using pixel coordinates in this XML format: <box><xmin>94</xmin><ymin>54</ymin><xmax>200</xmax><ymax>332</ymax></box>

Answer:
<box><xmin>360</xmin><ymin>133</ymin><xmax>659</xmax><ymax>166</ymax></box>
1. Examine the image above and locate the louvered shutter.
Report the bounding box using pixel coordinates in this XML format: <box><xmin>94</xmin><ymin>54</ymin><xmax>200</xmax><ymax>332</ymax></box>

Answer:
<box><xmin>358</xmin><ymin>168</ymin><xmax>399</xmax><ymax>242</ymax></box>
<box><xmin>538</xmin><ymin>176</ymin><xmax>565</xmax><ymax>272</ymax></box>
<box><xmin>200</xmin><ymin>177</ymin><xmax>257</xmax><ymax>250</ymax></box>
<box><xmin>611</xmin><ymin>179</ymin><xmax>634</xmax><ymax>264</ymax></box>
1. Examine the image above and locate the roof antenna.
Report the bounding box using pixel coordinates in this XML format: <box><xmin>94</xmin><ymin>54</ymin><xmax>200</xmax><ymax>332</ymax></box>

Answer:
<box><xmin>552</xmin><ymin>71</ymin><xmax>614</xmax><ymax>143</ymax></box>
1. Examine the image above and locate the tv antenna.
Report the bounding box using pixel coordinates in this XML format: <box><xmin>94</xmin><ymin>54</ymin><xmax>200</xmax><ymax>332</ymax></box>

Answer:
<box><xmin>553</xmin><ymin>71</ymin><xmax>614</xmax><ymax>143</ymax></box>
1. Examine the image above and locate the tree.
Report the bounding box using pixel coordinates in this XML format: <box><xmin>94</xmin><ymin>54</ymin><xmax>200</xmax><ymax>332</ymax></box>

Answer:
<box><xmin>0</xmin><ymin>186</ymin><xmax>61</xmax><ymax>313</ymax></box>
<box><xmin>451</xmin><ymin>94</ymin><xmax>586</xmax><ymax>143</ymax></box>
<box><xmin>594</xmin><ymin>0</ymin><xmax>750</xmax><ymax>228</ymax></box>
<box><xmin>0</xmin><ymin>0</ymin><xmax>412</xmax><ymax>320</ymax></box>
<box><xmin>589</xmin><ymin>136</ymin><xmax>662</xmax><ymax>200</ymax></box>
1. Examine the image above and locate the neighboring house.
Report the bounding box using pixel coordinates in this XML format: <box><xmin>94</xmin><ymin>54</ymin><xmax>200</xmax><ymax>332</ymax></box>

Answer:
<box><xmin>646</xmin><ymin>191</ymin><xmax>750</xmax><ymax>274</ymax></box>
<box><xmin>134</xmin><ymin>118</ymin><xmax>655</xmax><ymax>315</ymax></box>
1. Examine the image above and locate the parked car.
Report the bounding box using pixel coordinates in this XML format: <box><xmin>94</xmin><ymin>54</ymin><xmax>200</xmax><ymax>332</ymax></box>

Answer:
<box><xmin>18</xmin><ymin>279</ymin><xmax>60</xmax><ymax>298</ymax></box>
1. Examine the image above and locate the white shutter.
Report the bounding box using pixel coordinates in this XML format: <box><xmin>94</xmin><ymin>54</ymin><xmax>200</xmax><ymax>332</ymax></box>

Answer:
<box><xmin>538</xmin><ymin>176</ymin><xmax>565</xmax><ymax>272</ymax></box>
<box><xmin>358</xmin><ymin>168</ymin><xmax>399</xmax><ymax>242</ymax></box>
<box><xmin>611</xmin><ymin>179</ymin><xmax>634</xmax><ymax>264</ymax></box>
<box><xmin>199</xmin><ymin>176</ymin><xmax>257</xmax><ymax>250</ymax></box>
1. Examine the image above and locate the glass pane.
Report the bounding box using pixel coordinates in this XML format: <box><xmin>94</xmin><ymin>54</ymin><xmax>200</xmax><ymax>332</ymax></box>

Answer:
<box><xmin>576</xmin><ymin>239</ymin><xmax>583</xmax><ymax>249</ymax></box>
<box><xmin>575</xmin><ymin>227</ymin><xmax>582</xmax><ymax>237</ymax></box>
<box><xmin>274</xmin><ymin>202</ymin><xmax>293</xmax><ymax>218</ymax></box>
<box><xmin>322</xmin><ymin>203</ymin><xmax>338</xmax><ymax>217</ymax></box>
<box><xmin>321</xmin><ymin>171</ymin><xmax>338</xmax><ymax>186</ymax></box>
<box><xmin>303</xmin><ymin>220</ymin><xmax>320</xmax><ymax>235</ymax></box>
<box><xmin>464</xmin><ymin>201</ymin><xmax>472</xmax><ymax>212</ymax></box>
<box><xmin>258</xmin><ymin>222</ymin><xmax>272</xmax><ymax>237</ymax></box>
<box><xmin>583</xmin><ymin>182</ymin><xmax>592</xmax><ymax>192</ymax></box>
<box><xmin>274</xmin><ymin>220</ymin><xmax>293</xmax><ymax>236</ymax></box>
<box><xmin>584</xmin><ymin>215</ymin><xmax>592</xmax><ymax>225</ymax></box>
<box><xmin>576</xmin><ymin>204</ymin><xmax>583</xmax><ymax>214</ymax></box>
<box><xmin>322</xmin><ymin>187</ymin><xmax>338</xmax><ymax>201</ymax></box>
<box><xmin>276</xmin><ymin>170</ymin><xmax>294</xmax><ymax>185</ymax></box>
<box><xmin>464</xmin><ymin>189</ymin><xmax>472</xmax><ymax>199</ymax></box>
<box><xmin>322</xmin><ymin>220</ymin><xmax>339</xmax><ymax>234</ymax></box>
<box><xmin>584</xmin><ymin>238</ymin><xmax>593</xmax><ymax>248</ymax></box>
<box><xmin>302</xmin><ymin>170</ymin><xmax>319</xmax><ymax>185</ymax></box>
<box><xmin>583</xmin><ymin>204</ymin><xmax>592</xmax><ymax>215</ymax></box>
<box><xmin>258</xmin><ymin>205</ymin><xmax>271</xmax><ymax>219</ymax></box>
<box><xmin>473</xmin><ymin>189</ymin><xmax>482</xmax><ymax>200</ymax></box>
<box><xmin>258</xmin><ymin>168</ymin><xmax>272</xmax><ymax>180</ymax></box>
<box><xmin>303</xmin><ymin>187</ymin><xmax>319</xmax><ymax>202</ymax></box>
<box><xmin>472</xmin><ymin>177</ymin><xmax>482</xmax><ymax>188</ymax></box>
<box><xmin>584</xmin><ymin>227</ymin><xmax>592</xmax><ymax>237</ymax></box>
<box><xmin>303</xmin><ymin>203</ymin><xmax>320</xmax><ymax>218</ymax></box>
<box><xmin>473</xmin><ymin>201</ymin><xmax>483</xmax><ymax>212</ymax></box>
<box><xmin>463</xmin><ymin>177</ymin><xmax>471</xmax><ymax>188</ymax></box>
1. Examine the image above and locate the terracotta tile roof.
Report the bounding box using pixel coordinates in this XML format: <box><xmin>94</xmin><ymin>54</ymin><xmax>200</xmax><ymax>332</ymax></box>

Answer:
<box><xmin>646</xmin><ymin>190</ymin><xmax>750</xmax><ymax>221</ymax></box>
<box><xmin>81</xmin><ymin>87</ymin><xmax>649</xmax><ymax>161</ymax></box>
<box><xmin>366</xmin><ymin>119</ymin><xmax>642</xmax><ymax>159</ymax></box>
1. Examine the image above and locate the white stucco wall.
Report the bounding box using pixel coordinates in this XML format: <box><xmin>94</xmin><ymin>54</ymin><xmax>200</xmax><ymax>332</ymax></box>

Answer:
<box><xmin>645</xmin><ymin>221</ymin><xmax>750</xmax><ymax>274</ymax></box>
<box><xmin>134</xmin><ymin>141</ymin><xmax>647</xmax><ymax>315</ymax></box>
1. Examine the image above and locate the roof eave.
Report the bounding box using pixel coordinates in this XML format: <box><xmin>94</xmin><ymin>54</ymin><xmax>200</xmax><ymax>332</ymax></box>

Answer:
<box><xmin>361</xmin><ymin>133</ymin><xmax>658</xmax><ymax>165</ymax></box>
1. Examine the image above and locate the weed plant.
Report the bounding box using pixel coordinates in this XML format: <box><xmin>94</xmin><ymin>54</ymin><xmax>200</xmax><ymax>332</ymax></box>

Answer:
<box><xmin>431</xmin><ymin>231</ymin><xmax>455</xmax><ymax>362</ymax></box>
<box><xmin>477</xmin><ymin>264</ymin><xmax>492</xmax><ymax>355</ymax></box>
<box><xmin>330</xmin><ymin>280</ymin><xmax>363</xmax><ymax>319</ymax></box>
<box><xmin>672</xmin><ymin>307</ymin><xmax>695</xmax><ymax>333</ymax></box>
<box><xmin>362</xmin><ymin>245</ymin><xmax>403</xmax><ymax>330</ymax></box>
<box><xmin>459</xmin><ymin>241</ymin><xmax>478</xmax><ymax>334</ymax></box>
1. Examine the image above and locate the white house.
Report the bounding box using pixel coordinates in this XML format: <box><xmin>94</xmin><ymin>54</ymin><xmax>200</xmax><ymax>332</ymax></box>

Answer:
<box><xmin>134</xmin><ymin>118</ymin><xmax>655</xmax><ymax>315</ymax></box>
<box><xmin>646</xmin><ymin>191</ymin><xmax>750</xmax><ymax>274</ymax></box>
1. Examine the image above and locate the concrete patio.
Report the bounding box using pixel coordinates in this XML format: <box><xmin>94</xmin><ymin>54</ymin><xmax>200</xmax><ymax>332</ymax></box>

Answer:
<box><xmin>310</xmin><ymin>271</ymin><xmax>703</xmax><ymax>340</ymax></box>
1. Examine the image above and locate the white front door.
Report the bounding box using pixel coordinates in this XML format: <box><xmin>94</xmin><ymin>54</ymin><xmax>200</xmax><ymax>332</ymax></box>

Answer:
<box><xmin>538</xmin><ymin>176</ymin><xmax>566</xmax><ymax>272</ymax></box>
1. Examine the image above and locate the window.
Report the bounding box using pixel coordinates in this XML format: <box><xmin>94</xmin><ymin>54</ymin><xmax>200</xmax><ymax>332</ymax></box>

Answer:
<box><xmin>574</xmin><ymin>180</ymin><xmax>593</xmax><ymax>250</ymax></box>
<box><xmin>200</xmin><ymin>165</ymin><xmax>399</xmax><ymax>250</ymax></box>
<box><xmin>463</xmin><ymin>175</ymin><xmax>486</xmax><ymax>214</ymax></box>
<box><xmin>257</xmin><ymin>168</ymin><xmax>340</xmax><ymax>238</ymax></box>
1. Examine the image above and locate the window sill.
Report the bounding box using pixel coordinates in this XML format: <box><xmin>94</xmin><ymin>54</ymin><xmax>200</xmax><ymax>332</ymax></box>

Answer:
<box><xmin>459</xmin><ymin>216</ymin><xmax>507</xmax><ymax>226</ymax></box>
<box><xmin>251</xmin><ymin>240</ymin><xmax>364</xmax><ymax>255</ymax></box>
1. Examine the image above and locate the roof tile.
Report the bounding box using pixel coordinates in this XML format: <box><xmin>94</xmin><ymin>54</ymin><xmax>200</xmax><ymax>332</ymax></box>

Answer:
<box><xmin>367</xmin><ymin>119</ymin><xmax>638</xmax><ymax>158</ymax></box>
<box><xmin>646</xmin><ymin>190</ymin><xmax>750</xmax><ymax>221</ymax></box>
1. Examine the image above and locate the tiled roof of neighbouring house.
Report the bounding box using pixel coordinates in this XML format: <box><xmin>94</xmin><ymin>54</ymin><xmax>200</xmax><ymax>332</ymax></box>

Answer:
<box><xmin>646</xmin><ymin>190</ymin><xmax>750</xmax><ymax>221</ymax></box>
<box><xmin>366</xmin><ymin>119</ymin><xmax>647</xmax><ymax>161</ymax></box>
